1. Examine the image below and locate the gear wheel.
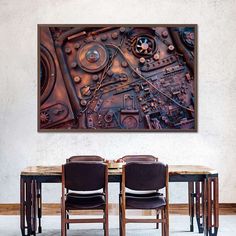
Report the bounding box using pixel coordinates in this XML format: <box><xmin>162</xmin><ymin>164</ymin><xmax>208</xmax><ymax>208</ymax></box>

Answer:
<box><xmin>40</xmin><ymin>112</ymin><xmax>50</xmax><ymax>123</ymax></box>
<box><xmin>77</xmin><ymin>42</ymin><xmax>109</xmax><ymax>73</ymax></box>
<box><xmin>181</xmin><ymin>27</ymin><xmax>194</xmax><ymax>49</ymax></box>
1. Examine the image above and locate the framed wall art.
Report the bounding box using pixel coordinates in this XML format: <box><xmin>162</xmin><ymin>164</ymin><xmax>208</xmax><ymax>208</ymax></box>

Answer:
<box><xmin>38</xmin><ymin>25</ymin><xmax>197</xmax><ymax>131</ymax></box>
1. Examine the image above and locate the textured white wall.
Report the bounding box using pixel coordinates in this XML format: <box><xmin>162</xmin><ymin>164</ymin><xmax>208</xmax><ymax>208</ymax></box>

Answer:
<box><xmin>0</xmin><ymin>0</ymin><xmax>236</xmax><ymax>204</ymax></box>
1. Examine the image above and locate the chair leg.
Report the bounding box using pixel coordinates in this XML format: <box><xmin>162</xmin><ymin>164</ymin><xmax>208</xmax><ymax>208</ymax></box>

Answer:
<box><xmin>165</xmin><ymin>207</ymin><xmax>169</xmax><ymax>236</ymax></box>
<box><xmin>104</xmin><ymin>206</ymin><xmax>109</xmax><ymax>236</ymax></box>
<box><xmin>66</xmin><ymin>211</ymin><xmax>69</xmax><ymax>230</ymax></box>
<box><xmin>156</xmin><ymin>211</ymin><xmax>159</xmax><ymax>229</ymax></box>
<box><xmin>119</xmin><ymin>196</ymin><xmax>123</xmax><ymax>236</ymax></box>
<box><xmin>121</xmin><ymin>207</ymin><xmax>126</xmax><ymax>236</ymax></box>
<box><xmin>61</xmin><ymin>211</ymin><xmax>66</xmax><ymax>236</ymax></box>
<box><xmin>103</xmin><ymin>210</ymin><xmax>105</xmax><ymax>230</ymax></box>
<box><xmin>122</xmin><ymin>221</ymin><xmax>126</xmax><ymax>236</ymax></box>
<box><xmin>161</xmin><ymin>209</ymin><xmax>165</xmax><ymax>236</ymax></box>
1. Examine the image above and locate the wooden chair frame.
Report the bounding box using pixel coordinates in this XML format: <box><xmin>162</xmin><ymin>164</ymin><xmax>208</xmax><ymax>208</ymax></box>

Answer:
<box><xmin>118</xmin><ymin>155</ymin><xmax>159</xmax><ymax>234</ymax></box>
<box><xmin>120</xmin><ymin>164</ymin><xmax>169</xmax><ymax>236</ymax></box>
<box><xmin>65</xmin><ymin>155</ymin><xmax>105</xmax><ymax>230</ymax></box>
<box><xmin>61</xmin><ymin>163</ymin><xmax>109</xmax><ymax>236</ymax></box>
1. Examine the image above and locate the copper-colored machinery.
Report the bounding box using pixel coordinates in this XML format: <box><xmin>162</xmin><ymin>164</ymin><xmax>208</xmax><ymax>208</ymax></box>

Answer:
<box><xmin>39</xmin><ymin>25</ymin><xmax>196</xmax><ymax>131</ymax></box>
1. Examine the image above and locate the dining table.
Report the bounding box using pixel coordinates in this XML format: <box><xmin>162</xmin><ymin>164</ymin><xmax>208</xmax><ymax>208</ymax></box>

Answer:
<box><xmin>20</xmin><ymin>164</ymin><xmax>219</xmax><ymax>236</ymax></box>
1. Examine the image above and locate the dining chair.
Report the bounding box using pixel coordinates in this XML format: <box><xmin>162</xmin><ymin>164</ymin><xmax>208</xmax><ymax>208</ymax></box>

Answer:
<box><xmin>118</xmin><ymin>155</ymin><xmax>159</xmax><ymax>234</ymax></box>
<box><xmin>66</xmin><ymin>155</ymin><xmax>105</xmax><ymax>230</ymax></box>
<box><xmin>118</xmin><ymin>155</ymin><xmax>158</xmax><ymax>163</ymax></box>
<box><xmin>61</xmin><ymin>162</ymin><xmax>109</xmax><ymax>236</ymax></box>
<box><xmin>120</xmin><ymin>162</ymin><xmax>169</xmax><ymax>236</ymax></box>
<box><xmin>66</xmin><ymin>155</ymin><xmax>105</xmax><ymax>163</ymax></box>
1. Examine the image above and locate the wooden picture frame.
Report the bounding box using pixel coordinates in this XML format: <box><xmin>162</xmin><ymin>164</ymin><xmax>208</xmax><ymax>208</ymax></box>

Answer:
<box><xmin>38</xmin><ymin>24</ymin><xmax>197</xmax><ymax>132</ymax></box>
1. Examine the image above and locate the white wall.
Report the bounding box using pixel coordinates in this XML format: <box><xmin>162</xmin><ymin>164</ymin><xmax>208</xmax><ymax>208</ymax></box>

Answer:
<box><xmin>0</xmin><ymin>0</ymin><xmax>236</xmax><ymax>204</ymax></box>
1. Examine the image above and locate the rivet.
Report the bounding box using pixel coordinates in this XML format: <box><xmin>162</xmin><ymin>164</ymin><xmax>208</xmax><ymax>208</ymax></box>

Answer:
<box><xmin>71</xmin><ymin>62</ymin><xmax>77</xmax><ymax>68</ymax></box>
<box><xmin>111</xmin><ymin>32</ymin><xmax>118</xmax><ymax>39</ymax></box>
<box><xmin>162</xmin><ymin>30</ymin><xmax>168</xmax><ymax>38</ymax></box>
<box><xmin>80</xmin><ymin>99</ymin><xmax>87</xmax><ymax>106</ymax></box>
<box><xmin>139</xmin><ymin>57</ymin><xmax>146</xmax><ymax>64</ymax></box>
<box><xmin>153</xmin><ymin>53</ymin><xmax>160</xmax><ymax>60</ymax></box>
<box><xmin>107</xmin><ymin>70</ymin><xmax>113</xmax><ymax>77</ymax></box>
<box><xmin>74</xmin><ymin>43</ymin><xmax>80</xmax><ymax>50</ymax></box>
<box><xmin>73</xmin><ymin>76</ymin><xmax>81</xmax><ymax>83</ymax></box>
<box><xmin>101</xmin><ymin>34</ymin><xmax>108</xmax><ymax>41</ymax></box>
<box><xmin>92</xmin><ymin>74</ymin><xmax>99</xmax><ymax>81</ymax></box>
<box><xmin>121</xmin><ymin>61</ymin><xmax>128</xmax><ymax>68</ymax></box>
<box><xmin>168</xmin><ymin>45</ymin><xmax>175</xmax><ymax>52</ymax></box>
<box><xmin>65</xmin><ymin>47</ymin><xmax>71</xmax><ymax>54</ymax></box>
<box><xmin>119</xmin><ymin>27</ymin><xmax>126</xmax><ymax>33</ymax></box>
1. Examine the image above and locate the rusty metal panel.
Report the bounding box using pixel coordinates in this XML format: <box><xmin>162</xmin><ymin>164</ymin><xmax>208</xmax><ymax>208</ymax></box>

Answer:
<box><xmin>38</xmin><ymin>25</ymin><xmax>197</xmax><ymax>131</ymax></box>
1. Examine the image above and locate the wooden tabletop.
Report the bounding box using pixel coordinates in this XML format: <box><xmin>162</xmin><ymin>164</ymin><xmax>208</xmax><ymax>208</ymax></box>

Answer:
<box><xmin>21</xmin><ymin>165</ymin><xmax>217</xmax><ymax>176</ymax></box>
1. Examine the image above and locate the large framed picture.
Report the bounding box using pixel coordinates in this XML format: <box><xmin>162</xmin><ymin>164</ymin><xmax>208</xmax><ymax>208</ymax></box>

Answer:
<box><xmin>38</xmin><ymin>25</ymin><xmax>197</xmax><ymax>131</ymax></box>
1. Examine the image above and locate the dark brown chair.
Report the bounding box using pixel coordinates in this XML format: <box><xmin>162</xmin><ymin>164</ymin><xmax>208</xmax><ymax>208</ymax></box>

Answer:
<box><xmin>120</xmin><ymin>162</ymin><xmax>169</xmax><ymax>236</ymax></box>
<box><xmin>118</xmin><ymin>155</ymin><xmax>158</xmax><ymax>163</ymax></box>
<box><xmin>61</xmin><ymin>162</ymin><xmax>109</xmax><ymax>236</ymax></box>
<box><xmin>66</xmin><ymin>155</ymin><xmax>105</xmax><ymax>163</ymax></box>
<box><xmin>66</xmin><ymin>155</ymin><xmax>105</xmax><ymax>230</ymax></box>
<box><xmin>118</xmin><ymin>155</ymin><xmax>159</xmax><ymax>234</ymax></box>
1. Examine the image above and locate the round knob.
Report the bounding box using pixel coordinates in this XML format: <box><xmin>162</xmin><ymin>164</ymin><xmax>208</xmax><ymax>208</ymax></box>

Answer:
<box><xmin>86</xmin><ymin>49</ymin><xmax>100</xmax><ymax>63</ymax></box>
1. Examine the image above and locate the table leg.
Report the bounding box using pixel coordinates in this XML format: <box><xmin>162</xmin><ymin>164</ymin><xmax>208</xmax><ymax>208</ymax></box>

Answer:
<box><xmin>32</xmin><ymin>180</ymin><xmax>37</xmax><ymax>236</ymax></box>
<box><xmin>204</xmin><ymin>176</ymin><xmax>219</xmax><ymax>236</ymax></box>
<box><xmin>207</xmin><ymin>177</ymin><xmax>219</xmax><ymax>236</ymax></box>
<box><xmin>196</xmin><ymin>181</ymin><xmax>204</xmax><ymax>233</ymax></box>
<box><xmin>20</xmin><ymin>178</ymin><xmax>37</xmax><ymax>236</ymax></box>
<box><xmin>119</xmin><ymin>182</ymin><xmax>122</xmax><ymax>236</ymax></box>
<box><xmin>188</xmin><ymin>182</ymin><xmax>194</xmax><ymax>232</ymax></box>
<box><xmin>36</xmin><ymin>181</ymin><xmax>42</xmax><ymax>233</ymax></box>
<box><xmin>26</xmin><ymin>179</ymin><xmax>33</xmax><ymax>235</ymax></box>
<box><xmin>203</xmin><ymin>177</ymin><xmax>208</xmax><ymax>236</ymax></box>
<box><xmin>20</xmin><ymin>177</ymin><xmax>26</xmax><ymax>236</ymax></box>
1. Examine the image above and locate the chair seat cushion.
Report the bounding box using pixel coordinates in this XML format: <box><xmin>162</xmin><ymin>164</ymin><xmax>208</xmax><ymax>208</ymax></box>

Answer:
<box><xmin>125</xmin><ymin>191</ymin><xmax>163</xmax><ymax>198</ymax></box>
<box><xmin>125</xmin><ymin>193</ymin><xmax>166</xmax><ymax>209</ymax></box>
<box><xmin>65</xmin><ymin>192</ymin><xmax>105</xmax><ymax>210</ymax></box>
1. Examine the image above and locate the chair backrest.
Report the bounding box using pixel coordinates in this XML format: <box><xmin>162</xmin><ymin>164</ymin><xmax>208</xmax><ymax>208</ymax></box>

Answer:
<box><xmin>119</xmin><ymin>155</ymin><xmax>158</xmax><ymax>163</ymax></box>
<box><xmin>124</xmin><ymin>162</ymin><xmax>167</xmax><ymax>191</ymax></box>
<box><xmin>63</xmin><ymin>162</ymin><xmax>106</xmax><ymax>191</ymax></box>
<box><xmin>66</xmin><ymin>155</ymin><xmax>104</xmax><ymax>163</ymax></box>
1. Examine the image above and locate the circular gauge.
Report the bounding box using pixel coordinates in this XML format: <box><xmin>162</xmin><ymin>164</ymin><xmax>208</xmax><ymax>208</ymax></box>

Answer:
<box><xmin>40</xmin><ymin>60</ymin><xmax>47</xmax><ymax>93</ymax></box>
<box><xmin>132</xmin><ymin>34</ymin><xmax>157</xmax><ymax>58</ymax></box>
<box><xmin>122</xmin><ymin>116</ymin><xmax>138</xmax><ymax>129</ymax></box>
<box><xmin>40</xmin><ymin>45</ymin><xmax>56</xmax><ymax>104</ymax></box>
<box><xmin>181</xmin><ymin>27</ymin><xmax>195</xmax><ymax>49</ymax></box>
<box><xmin>77</xmin><ymin>42</ymin><xmax>109</xmax><ymax>73</ymax></box>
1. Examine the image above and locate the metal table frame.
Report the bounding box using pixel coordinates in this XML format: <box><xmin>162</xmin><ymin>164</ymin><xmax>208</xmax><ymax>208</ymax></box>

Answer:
<box><xmin>20</xmin><ymin>166</ymin><xmax>219</xmax><ymax>236</ymax></box>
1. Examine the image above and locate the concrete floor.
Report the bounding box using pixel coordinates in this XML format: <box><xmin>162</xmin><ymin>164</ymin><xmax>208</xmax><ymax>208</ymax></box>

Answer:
<box><xmin>0</xmin><ymin>215</ymin><xmax>235</xmax><ymax>236</ymax></box>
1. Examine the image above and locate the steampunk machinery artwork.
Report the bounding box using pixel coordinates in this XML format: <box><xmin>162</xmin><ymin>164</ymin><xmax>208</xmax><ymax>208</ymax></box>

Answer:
<box><xmin>38</xmin><ymin>25</ymin><xmax>197</xmax><ymax>131</ymax></box>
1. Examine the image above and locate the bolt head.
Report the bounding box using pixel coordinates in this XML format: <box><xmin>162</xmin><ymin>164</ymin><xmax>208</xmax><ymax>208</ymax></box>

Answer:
<box><xmin>153</xmin><ymin>53</ymin><xmax>160</xmax><ymax>61</ymax></box>
<box><xmin>139</xmin><ymin>57</ymin><xmax>146</xmax><ymax>64</ymax></box>
<box><xmin>71</xmin><ymin>62</ymin><xmax>77</xmax><ymax>68</ymax></box>
<box><xmin>111</xmin><ymin>32</ymin><xmax>118</xmax><ymax>39</ymax></box>
<box><xmin>73</xmin><ymin>76</ymin><xmax>81</xmax><ymax>83</ymax></box>
<box><xmin>101</xmin><ymin>34</ymin><xmax>108</xmax><ymax>41</ymax></box>
<box><xmin>92</xmin><ymin>74</ymin><xmax>99</xmax><ymax>81</ymax></box>
<box><xmin>80</xmin><ymin>99</ymin><xmax>87</xmax><ymax>106</ymax></box>
<box><xmin>107</xmin><ymin>70</ymin><xmax>113</xmax><ymax>77</ymax></box>
<box><xmin>65</xmin><ymin>47</ymin><xmax>71</xmax><ymax>54</ymax></box>
<box><xmin>119</xmin><ymin>27</ymin><xmax>126</xmax><ymax>33</ymax></box>
<box><xmin>168</xmin><ymin>45</ymin><xmax>175</xmax><ymax>51</ymax></box>
<box><xmin>162</xmin><ymin>30</ymin><xmax>168</xmax><ymax>38</ymax></box>
<box><xmin>74</xmin><ymin>43</ymin><xmax>80</xmax><ymax>49</ymax></box>
<box><xmin>121</xmin><ymin>61</ymin><xmax>128</xmax><ymax>67</ymax></box>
